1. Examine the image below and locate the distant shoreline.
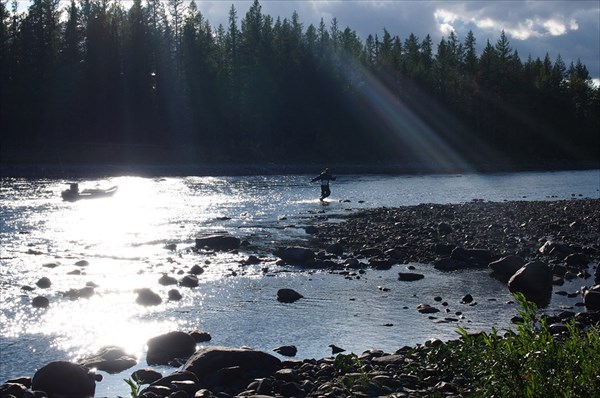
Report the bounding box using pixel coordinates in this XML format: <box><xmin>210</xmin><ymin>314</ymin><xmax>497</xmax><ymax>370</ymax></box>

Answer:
<box><xmin>1</xmin><ymin>161</ymin><xmax>598</xmax><ymax>178</ymax></box>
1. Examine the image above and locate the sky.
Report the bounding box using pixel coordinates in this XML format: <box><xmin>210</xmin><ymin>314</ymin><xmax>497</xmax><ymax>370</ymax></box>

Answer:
<box><xmin>195</xmin><ymin>0</ymin><xmax>600</xmax><ymax>84</ymax></box>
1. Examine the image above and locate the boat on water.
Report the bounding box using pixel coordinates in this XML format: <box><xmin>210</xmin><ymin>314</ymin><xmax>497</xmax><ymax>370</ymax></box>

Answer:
<box><xmin>61</xmin><ymin>183</ymin><xmax>118</xmax><ymax>202</ymax></box>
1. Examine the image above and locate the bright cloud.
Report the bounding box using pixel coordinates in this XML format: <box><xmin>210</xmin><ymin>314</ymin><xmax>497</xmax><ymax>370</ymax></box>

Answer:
<box><xmin>439</xmin><ymin>23</ymin><xmax>455</xmax><ymax>36</ymax></box>
<box><xmin>434</xmin><ymin>9</ymin><xmax>458</xmax><ymax>35</ymax></box>
<box><xmin>474</xmin><ymin>17</ymin><xmax>497</xmax><ymax>30</ymax></box>
<box><xmin>437</xmin><ymin>7</ymin><xmax>579</xmax><ymax>40</ymax></box>
<box><xmin>543</xmin><ymin>19</ymin><xmax>568</xmax><ymax>36</ymax></box>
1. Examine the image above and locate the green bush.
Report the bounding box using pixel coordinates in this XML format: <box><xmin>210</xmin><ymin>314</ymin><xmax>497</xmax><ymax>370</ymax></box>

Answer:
<box><xmin>428</xmin><ymin>292</ymin><xmax>600</xmax><ymax>397</ymax></box>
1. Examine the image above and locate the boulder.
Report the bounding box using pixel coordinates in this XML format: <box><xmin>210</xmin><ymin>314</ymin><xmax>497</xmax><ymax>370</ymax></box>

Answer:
<box><xmin>189</xmin><ymin>265</ymin><xmax>205</xmax><ymax>275</ymax></box>
<box><xmin>179</xmin><ymin>275</ymin><xmax>199</xmax><ymax>288</ymax></box>
<box><xmin>135</xmin><ymin>288</ymin><xmax>162</xmax><ymax>306</ymax></box>
<box><xmin>131</xmin><ymin>368</ymin><xmax>162</xmax><ymax>384</ymax></box>
<box><xmin>274</xmin><ymin>247</ymin><xmax>314</xmax><ymax>264</ymax></box>
<box><xmin>32</xmin><ymin>361</ymin><xmax>97</xmax><ymax>398</ymax></box>
<box><xmin>273</xmin><ymin>345</ymin><xmax>297</xmax><ymax>357</ymax></box>
<box><xmin>538</xmin><ymin>241</ymin><xmax>574</xmax><ymax>256</ymax></box>
<box><xmin>3</xmin><ymin>377</ymin><xmax>31</xmax><ymax>389</ymax></box>
<box><xmin>159</xmin><ymin>274</ymin><xmax>178</xmax><ymax>286</ymax></box>
<box><xmin>182</xmin><ymin>346</ymin><xmax>281</xmax><ymax>387</ymax></box>
<box><xmin>36</xmin><ymin>277</ymin><xmax>51</xmax><ymax>289</ymax></box>
<box><xmin>79</xmin><ymin>346</ymin><xmax>137</xmax><ymax>373</ymax></box>
<box><xmin>489</xmin><ymin>255</ymin><xmax>526</xmax><ymax>281</ymax></box>
<box><xmin>168</xmin><ymin>289</ymin><xmax>182</xmax><ymax>301</ymax></box>
<box><xmin>189</xmin><ymin>330</ymin><xmax>212</xmax><ymax>343</ymax></box>
<box><xmin>461</xmin><ymin>294</ymin><xmax>474</xmax><ymax>304</ymax></box>
<box><xmin>565</xmin><ymin>253</ymin><xmax>589</xmax><ymax>267</ymax></box>
<box><xmin>584</xmin><ymin>290</ymin><xmax>600</xmax><ymax>311</ymax></box>
<box><xmin>195</xmin><ymin>235</ymin><xmax>240</xmax><ymax>251</ymax></box>
<box><xmin>0</xmin><ymin>382</ymin><xmax>28</xmax><ymax>397</ymax></box>
<box><xmin>277</xmin><ymin>288</ymin><xmax>303</xmax><ymax>303</ymax></box>
<box><xmin>369</xmin><ymin>259</ymin><xmax>393</xmax><ymax>270</ymax></box>
<box><xmin>62</xmin><ymin>286</ymin><xmax>95</xmax><ymax>300</ymax></box>
<box><xmin>397</xmin><ymin>272</ymin><xmax>425</xmax><ymax>281</ymax></box>
<box><xmin>417</xmin><ymin>304</ymin><xmax>439</xmax><ymax>314</ymax></box>
<box><xmin>32</xmin><ymin>296</ymin><xmax>49</xmax><ymax>308</ymax></box>
<box><xmin>146</xmin><ymin>370</ymin><xmax>199</xmax><ymax>388</ymax></box>
<box><xmin>243</xmin><ymin>255</ymin><xmax>261</xmax><ymax>265</ymax></box>
<box><xmin>508</xmin><ymin>261</ymin><xmax>553</xmax><ymax>307</ymax></box>
<box><xmin>146</xmin><ymin>331</ymin><xmax>197</xmax><ymax>366</ymax></box>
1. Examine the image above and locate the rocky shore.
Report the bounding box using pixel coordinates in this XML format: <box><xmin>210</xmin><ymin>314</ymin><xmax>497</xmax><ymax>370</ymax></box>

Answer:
<box><xmin>2</xmin><ymin>199</ymin><xmax>599</xmax><ymax>398</ymax></box>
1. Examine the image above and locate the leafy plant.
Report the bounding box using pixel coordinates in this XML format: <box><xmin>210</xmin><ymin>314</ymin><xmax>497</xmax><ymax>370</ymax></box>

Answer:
<box><xmin>333</xmin><ymin>352</ymin><xmax>380</xmax><ymax>395</ymax></box>
<box><xmin>428</xmin><ymin>292</ymin><xmax>600</xmax><ymax>397</ymax></box>
<box><xmin>122</xmin><ymin>377</ymin><xmax>142</xmax><ymax>398</ymax></box>
<box><xmin>333</xmin><ymin>353</ymin><xmax>362</xmax><ymax>374</ymax></box>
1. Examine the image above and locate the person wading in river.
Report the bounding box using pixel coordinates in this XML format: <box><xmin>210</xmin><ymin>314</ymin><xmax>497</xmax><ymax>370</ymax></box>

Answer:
<box><xmin>311</xmin><ymin>168</ymin><xmax>336</xmax><ymax>201</ymax></box>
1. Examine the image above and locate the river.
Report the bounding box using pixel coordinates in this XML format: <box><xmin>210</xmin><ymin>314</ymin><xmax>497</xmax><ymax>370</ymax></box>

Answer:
<box><xmin>1</xmin><ymin>169</ymin><xmax>598</xmax><ymax>396</ymax></box>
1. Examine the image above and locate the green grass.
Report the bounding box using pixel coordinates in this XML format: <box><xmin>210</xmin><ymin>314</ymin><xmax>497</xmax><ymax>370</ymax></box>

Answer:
<box><xmin>428</xmin><ymin>293</ymin><xmax>600</xmax><ymax>397</ymax></box>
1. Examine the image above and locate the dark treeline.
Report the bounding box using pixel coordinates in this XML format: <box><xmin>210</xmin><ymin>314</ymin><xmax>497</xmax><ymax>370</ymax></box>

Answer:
<box><xmin>1</xmin><ymin>0</ymin><xmax>598</xmax><ymax>168</ymax></box>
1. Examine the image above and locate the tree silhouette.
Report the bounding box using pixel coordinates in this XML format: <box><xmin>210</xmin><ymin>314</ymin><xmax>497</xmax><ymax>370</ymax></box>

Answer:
<box><xmin>0</xmin><ymin>0</ymin><xmax>597</xmax><ymax>168</ymax></box>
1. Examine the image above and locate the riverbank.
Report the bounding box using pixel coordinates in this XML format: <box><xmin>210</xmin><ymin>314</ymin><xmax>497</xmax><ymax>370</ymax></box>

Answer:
<box><xmin>1</xmin><ymin>199</ymin><xmax>599</xmax><ymax>397</ymax></box>
<box><xmin>2</xmin><ymin>160</ymin><xmax>599</xmax><ymax>178</ymax></box>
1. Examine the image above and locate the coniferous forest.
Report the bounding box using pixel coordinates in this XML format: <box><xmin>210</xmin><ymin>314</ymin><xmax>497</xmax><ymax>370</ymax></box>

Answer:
<box><xmin>1</xmin><ymin>0</ymin><xmax>598</xmax><ymax>169</ymax></box>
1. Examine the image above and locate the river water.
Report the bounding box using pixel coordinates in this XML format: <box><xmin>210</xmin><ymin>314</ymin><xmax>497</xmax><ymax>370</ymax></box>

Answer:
<box><xmin>1</xmin><ymin>169</ymin><xmax>599</xmax><ymax>396</ymax></box>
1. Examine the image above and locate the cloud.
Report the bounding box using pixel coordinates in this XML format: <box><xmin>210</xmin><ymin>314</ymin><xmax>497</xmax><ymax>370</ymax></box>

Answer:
<box><xmin>434</xmin><ymin>9</ymin><xmax>458</xmax><ymax>35</ymax></box>
<box><xmin>436</xmin><ymin>7</ymin><xmax>579</xmax><ymax>41</ymax></box>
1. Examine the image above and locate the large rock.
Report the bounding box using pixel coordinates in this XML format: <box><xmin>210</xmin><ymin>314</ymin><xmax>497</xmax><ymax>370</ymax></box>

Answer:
<box><xmin>398</xmin><ymin>272</ymin><xmax>425</xmax><ymax>281</ymax></box>
<box><xmin>538</xmin><ymin>241</ymin><xmax>574</xmax><ymax>256</ymax></box>
<box><xmin>79</xmin><ymin>346</ymin><xmax>137</xmax><ymax>373</ymax></box>
<box><xmin>489</xmin><ymin>255</ymin><xmax>526</xmax><ymax>281</ymax></box>
<box><xmin>584</xmin><ymin>288</ymin><xmax>600</xmax><ymax>311</ymax></box>
<box><xmin>273</xmin><ymin>345</ymin><xmax>297</xmax><ymax>357</ymax></box>
<box><xmin>182</xmin><ymin>346</ymin><xmax>281</xmax><ymax>388</ymax></box>
<box><xmin>131</xmin><ymin>368</ymin><xmax>162</xmax><ymax>384</ymax></box>
<box><xmin>36</xmin><ymin>277</ymin><xmax>51</xmax><ymax>288</ymax></box>
<box><xmin>0</xmin><ymin>383</ymin><xmax>28</xmax><ymax>397</ymax></box>
<box><xmin>277</xmin><ymin>288</ymin><xmax>303</xmax><ymax>303</ymax></box>
<box><xmin>508</xmin><ymin>261</ymin><xmax>553</xmax><ymax>307</ymax></box>
<box><xmin>135</xmin><ymin>288</ymin><xmax>162</xmax><ymax>306</ymax></box>
<box><xmin>195</xmin><ymin>235</ymin><xmax>241</xmax><ymax>251</ymax></box>
<box><xmin>179</xmin><ymin>275</ymin><xmax>199</xmax><ymax>288</ymax></box>
<box><xmin>32</xmin><ymin>296</ymin><xmax>49</xmax><ymax>308</ymax></box>
<box><xmin>146</xmin><ymin>331</ymin><xmax>197</xmax><ymax>365</ymax></box>
<box><xmin>32</xmin><ymin>361</ymin><xmax>97</xmax><ymax>398</ymax></box>
<box><xmin>274</xmin><ymin>246</ymin><xmax>315</xmax><ymax>264</ymax></box>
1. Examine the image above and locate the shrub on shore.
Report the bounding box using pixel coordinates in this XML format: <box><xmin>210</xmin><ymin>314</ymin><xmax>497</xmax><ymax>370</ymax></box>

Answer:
<box><xmin>428</xmin><ymin>293</ymin><xmax>600</xmax><ymax>397</ymax></box>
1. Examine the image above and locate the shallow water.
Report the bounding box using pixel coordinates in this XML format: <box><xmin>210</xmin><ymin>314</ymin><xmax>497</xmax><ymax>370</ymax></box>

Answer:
<box><xmin>0</xmin><ymin>170</ymin><xmax>598</xmax><ymax>396</ymax></box>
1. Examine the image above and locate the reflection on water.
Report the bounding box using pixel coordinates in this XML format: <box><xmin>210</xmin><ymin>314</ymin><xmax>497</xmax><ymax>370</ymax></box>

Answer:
<box><xmin>0</xmin><ymin>170</ymin><xmax>598</xmax><ymax>395</ymax></box>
